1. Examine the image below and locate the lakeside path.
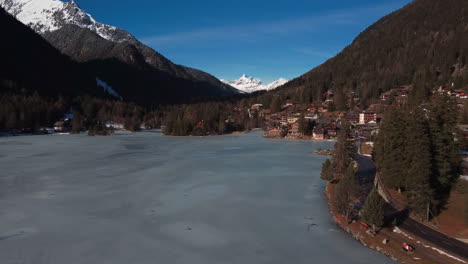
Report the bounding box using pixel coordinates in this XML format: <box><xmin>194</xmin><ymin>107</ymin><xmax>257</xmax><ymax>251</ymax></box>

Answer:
<box><xmin>354</xmin><ymin>154</ymin><xmax>468</xmax><ymax>262</ymax></box>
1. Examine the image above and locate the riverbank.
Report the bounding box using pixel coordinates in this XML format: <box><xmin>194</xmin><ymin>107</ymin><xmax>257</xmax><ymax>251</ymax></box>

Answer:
<box><xmin>325</xmin><ymin>183</ymin><xmax>467</xmax><ymax>264</ymax></box>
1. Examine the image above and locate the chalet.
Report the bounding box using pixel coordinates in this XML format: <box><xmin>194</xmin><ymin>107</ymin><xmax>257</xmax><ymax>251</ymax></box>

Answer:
<box><xmin>380</xmin><ymin>86</ymin><xmax>412</xmax><ymax>103</ymax></box>
<box><xmin>105</xmin><ymin>122</ymin><xmax>124</xmax><ymax>130</ymax></box>
<box><xmin>437</xmin><ymin>86</ymin><xmax>455</xmax><ymax>97</ymax></box>
<box><xmin>324</xmin><ymin>123</ymin><xmax>338</xmax><ymax>138</ymax></box>
<box><xmin>305</xmin><ymin>113</ymin><xmax>318</xmax><ymax>120</ymax></box>
<box><xmin>53</xmin><ymin>121</ymin><xmax>65</xmax><ymax>132</ymax></box>
<box><xmin>355</xmin><ymin>124</ymin><xmax>379</xmax><ymax>142</ymax></box>
<box><xmin>345</xmin><ymin>112</ymin><xmax>360</xmax><ymax>125</ymax></box>
<box><xmin>359</xmin><ymin>112</ymin><xmax>377</xmax><ymax>125</ymax></box>
<box><xmin>251</xmin><ymin>104</ymin><xmax>264</xmax><ymax>111</ymax></box>
<box><xmin>317</xmin><ymin>107</ymin><xmax>328</xmax><ymax>113</ymax></box>
<box><xmin>366</xmin><ymin>104</ymin><xmax>386</xmax><ymax>114</ymax></box>
<box><xmin>381</xmin><ymin>92</ymin><xmax>390</xmax><ymax>101</ymax></box>
<box><xmin>287</xmin><ymin>115</ymin><xmax>299</xmax><ymax>124</ymax></box>
<box><xmin>259</xmin><ymin>109</ymin><xmax>271</xmax><ymax>118</ymax></box>
<box><xmin>288</xmin><ymin>123</ymin><xmax>302</xmax><ymax>137</ymax></box>
<box><xmin>280</xmin><ymin>116</ymin><xmax>288</xmax><ymax>126</ymax></box>
<box><xmin>267</xmin><ymin>128</ymin><xmax>281</xmax><ymax>137</ymax></box>
<box><xmin>313</xmin><ymin>127</ymin><xmax>325</xmax><ymax>140</ymax></box>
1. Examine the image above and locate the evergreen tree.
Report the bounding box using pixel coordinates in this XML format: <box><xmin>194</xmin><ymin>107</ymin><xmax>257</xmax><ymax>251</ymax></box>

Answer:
<box><xmin>334</xmin><ymin>89</ymin><xmax>347</xmax><ymax>111</ymax></box>
<box><xmin>428</xmin><ymin>94</ymin><xmax>461</xmax><ymax>196</ymax></box>
<box><xmin>361</xmin><ymin>188</ymin><xmax>385</xmax><ymax>231</ymax></box>
<box><xmin>321</xmin><ymin>159</ymin><xmax>333</xmax><ymax>181</ymax></box>
<box><xmin>328</xmin><ymin>102</ymin><xmax>336</xmax><ymax>112</ymax></box>
<box><xmin>270</xmin><ymin>96</ymin><xmax>281</xmax><ymax>113</ymax></box>
<box><xmin>405</xmin><ymin>107</ymin><xmax>435</xmax><ymax>217</ymax></box>
<box><xmin>332</xmin><ymin>122</ymin><xmax>353</xmax><ymax>177</ymax></box>
<box><xmin>341</xmin><ymin>163</ymin><xmax>359</xmax><ymax>198</ymax></box>
<box><xmin>375</xmin><ymin>107</ymin><xmax>408</xmax><ymax>191</ymax></box>
<box><xmin>72</xmin><ymin>112</ymin><xmax>83</xmax><ymax>134</ymax></box>
<box><xmin>298</xmin><ymin>113</ymin><xmax>312</xmax><ymax>136</ymax></box>
<box><xmin>332</xmin><ymin>164</ymin><xmax>358</xmax><ymax>221</ymax></box>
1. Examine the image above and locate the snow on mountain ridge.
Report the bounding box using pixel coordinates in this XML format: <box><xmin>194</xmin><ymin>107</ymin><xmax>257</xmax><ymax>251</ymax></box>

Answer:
<box><xmin>0</xmin><ymin>0</ymin><xmax>132</xmax><ymax>42</ymax></box>
<box><xmin>221</xmin><ymin>75</ymin><xmax>288</xmax><ymax>93</ymax></box>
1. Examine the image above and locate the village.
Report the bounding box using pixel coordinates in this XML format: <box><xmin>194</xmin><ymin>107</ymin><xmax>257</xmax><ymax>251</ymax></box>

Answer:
<box><xmin>242</xmin><ymin>84</ymin><xmax>468</xmax><ymax>143</ymax></box>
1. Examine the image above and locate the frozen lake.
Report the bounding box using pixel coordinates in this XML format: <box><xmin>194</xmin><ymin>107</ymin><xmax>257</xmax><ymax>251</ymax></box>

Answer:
<box><xmin>0</xmin><ymin>132</ymin><xmax>394</xmax><ymax>264</ymax></box>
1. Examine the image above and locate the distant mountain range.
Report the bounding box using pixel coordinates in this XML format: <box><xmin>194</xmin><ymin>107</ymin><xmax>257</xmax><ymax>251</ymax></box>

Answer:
<box><xmin>0</xmin><ymin>0</ymin><xmax>239</xmax><ymax>105</ymax></box>
<box><xmin>221</xmin><ymin>75</ymin><xmax>288</xmax><ymax>93</ymax></box>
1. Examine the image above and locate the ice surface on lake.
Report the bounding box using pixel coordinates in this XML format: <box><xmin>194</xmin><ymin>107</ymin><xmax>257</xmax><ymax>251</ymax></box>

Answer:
<box><xmin>0</xmin><ymin>132</ymin><xmax>395</xmax><ymax>264</ymax></box>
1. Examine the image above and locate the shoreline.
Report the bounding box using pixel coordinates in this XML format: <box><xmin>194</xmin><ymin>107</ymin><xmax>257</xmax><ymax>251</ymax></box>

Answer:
<box><xmin>325</xmin><ymin>183</ymin><xmax>466</xmax><ymax>264</ymax></box>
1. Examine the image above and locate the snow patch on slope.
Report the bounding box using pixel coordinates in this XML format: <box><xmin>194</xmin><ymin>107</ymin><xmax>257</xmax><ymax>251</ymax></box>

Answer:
<box><xmin>0</xmin><ymin>0</ymin><xmax>131</xmax><ymax>42</ymax></box>
<box><xmin>220</xmin><ymin>74</ymin><xmax>288</xmax><ymax>93</ymax></box>
<box><xmin>96</xmin><ymin>78</ymin><xmax>122</xmax><ymax>100</ymax></box>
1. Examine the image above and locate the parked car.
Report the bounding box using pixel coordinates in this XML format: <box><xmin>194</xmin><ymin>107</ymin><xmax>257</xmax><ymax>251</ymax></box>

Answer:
<box><xmin>402</xmin><ymin>243</ymin><xmax>414</xmax><ymax>252</ymax></box>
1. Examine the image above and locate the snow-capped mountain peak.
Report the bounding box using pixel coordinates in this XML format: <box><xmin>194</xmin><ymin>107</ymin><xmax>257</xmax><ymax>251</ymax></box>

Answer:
<box><xmin>221</xmin><ymin>75</ymin><xmax>288</xmax><ymax>93</ymax></box>
<box><xmin>266</xmin><ymin>78</ymin><xmax>289</xmax><ymax>89</ymax></box>
<box><xmin>0</xmin><ymin>0</ymin><xmax>133</xmax><ymax>42</ymax></box>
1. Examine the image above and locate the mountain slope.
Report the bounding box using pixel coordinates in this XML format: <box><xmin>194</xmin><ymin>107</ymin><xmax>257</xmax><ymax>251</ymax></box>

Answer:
<box><xmin>0</xmin><ymin>7</ymin><xmax>100</xmax><ymax>97</ymax></box>
<box><xmin>278</xmin><ymin>0</ymin><xmax>468</xmax><ymax>104</ymax></box>
<box><xmin>221</xmin><ymin>75</ymin><xmax>288</xmax><ymax>93</ymax></box>
<box><xmin>0</xmin><ymin>0</ymin><xmax>238</xmax><ymax>104</ymax></box>
<box><xmin>0</xmin><ymin>0</ymin><xmax>133</xmax><ymax>42</ymax></box>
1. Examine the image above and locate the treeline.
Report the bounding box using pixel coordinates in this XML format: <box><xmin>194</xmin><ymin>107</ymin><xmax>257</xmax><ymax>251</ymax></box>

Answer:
<box><xmin>0</xmin><ymin>92</ymin><xmax>149</xmax><ymax>133</ymax></box>
<box><xmin>374</xmin><ymin>93</ymin><xmax>462</xmax><ymax>217</ymax></box>
<box><xmin>0</xmin><ymin>93</ymin><xmax>67</xmax><ymax>131</ymax></box>
<box><xmin>161</xmin><ymin>101</ymin><xmax>263</xmax><ymax>136</ymax></box>
<box><xmin>74</xmin><ymin>96</ymin><xmax>145</xmax><ymax>132</ymax></box>
<box><xmin>321</xmin><ymin>123</ymin><xmax>386</xmax><ymax>230</ymax></box>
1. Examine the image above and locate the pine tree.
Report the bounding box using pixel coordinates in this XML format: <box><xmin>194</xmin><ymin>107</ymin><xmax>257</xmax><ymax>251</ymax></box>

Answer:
<box><xmin>428</xmin><ymin>94</ymin><xmax>461</xmax><ymax>196</ymax></box>
<box><xmin>298</xmin><ymin>113</ymin><xmax>312</xmax><ymax>136</ymax></box>
<box><xmin>72</xmin><ymin>112</ymin><xmax>83</xmax><ymax>134</ymax></box>
<box><xmin>328</xmin><ymin>102</ymin><xmax>336</xmax><ymax>112</ymax></box>
<box><xmin>6</xmin><ymin>112</ymin><xmax>17</xmax><ymax>130</ymax></box>
<box><xmin>361</xmin><ymin>188</ymin><xmax>385</xmax><ymax>231</ymax></box>
<box><xmin>270</xmin><ymin>96</ymin><xmax>281</xmax><ymax>113</ymax></box>
<box><xmin>332</xmin><ymin>164</ymin><xmax>358</xmax><ymax>221</ymax></box>
<box><xmin>321</xmin><ymin>159</ymin><xmax>333</xmax><ymax>181</ymax></box>
<box><xmin>374</xmin><ymin>106</ymin><xmax>408</xmax><ymax>191</ymax></box>
<box><xmin>332</xmin><ymin>122</ymin><xmax>353</xmax><ymax>176</ymax></box>
<box><xmin>334</xmin><ymin>89</ymin><xmax>347</xmax><ymax>111</ymax></box>
<box><xmin>404</xmin><ymin>107</ymin><xmax>435</xmax><ymax>217</ymax></box>
<box><xmin>341</xmin><ymin>164</ymin><xmax>359</xmax><ymax>198</ymax></box>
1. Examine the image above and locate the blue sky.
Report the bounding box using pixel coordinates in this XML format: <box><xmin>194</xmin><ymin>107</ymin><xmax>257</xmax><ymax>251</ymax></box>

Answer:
<box><xmin>76</xmin><ymin>0</ymin><xmax>412</xmax><ymax>83</ymax></box>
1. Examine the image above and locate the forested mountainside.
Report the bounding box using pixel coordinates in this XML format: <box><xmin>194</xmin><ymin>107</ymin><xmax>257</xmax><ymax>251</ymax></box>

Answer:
<box><xmin>45</xmin><ymin>25</ymin><xmax>235</xmax><ymax>91</ymax></box>
<box><xmin>42</xmin><ymin>25</ymin><xmax>238</xmax><ymax>105</ymax></box>
<box><xmin>0</xmin><ymin>8</ymin><xmax>98</xmax><ymax>97</ymax></box>
<box><xmin>278</xmin><ymin>0</ymin><xmax>468</xmax><ymax>106</ymax></box>
<box><xmin>0</xmin><ymin>8</ymin><xmax>147</xmax><ymax>131</ymax></box>
<box><xmin>0</xmin><ymin>0</ymin><xmax>238</xmax><ymax>106</ymax></box>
